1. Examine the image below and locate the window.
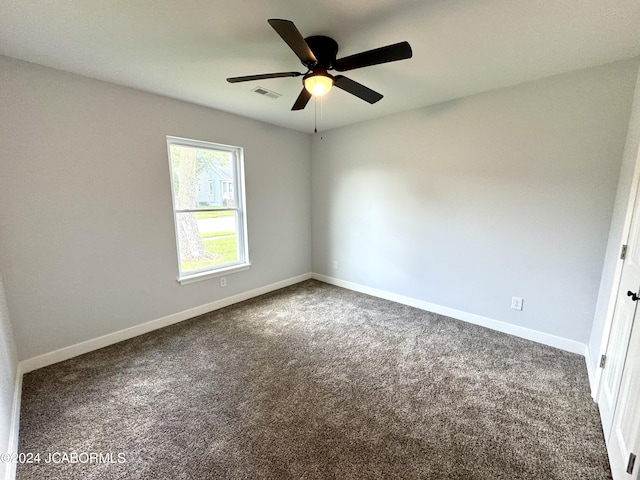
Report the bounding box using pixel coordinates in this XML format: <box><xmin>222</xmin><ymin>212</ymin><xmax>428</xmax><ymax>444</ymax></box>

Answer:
<box><xmin>167</xmin><ymin>136</ymin><xmax>250</xmax><ymax>285</ymax></box>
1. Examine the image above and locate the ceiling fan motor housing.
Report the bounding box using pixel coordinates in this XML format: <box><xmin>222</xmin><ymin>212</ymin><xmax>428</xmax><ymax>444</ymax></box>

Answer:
<box><xmin>304</xmin><ymin>36</ymin><xmax>339</xmax><ymax>70</ymax></box>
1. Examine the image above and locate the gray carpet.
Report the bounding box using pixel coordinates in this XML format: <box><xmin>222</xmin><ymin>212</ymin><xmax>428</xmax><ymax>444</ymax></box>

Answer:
<box><xmin>17</xmin><ymin>280</ymin><xmax>611</xmax><ymax>479</ymax></box>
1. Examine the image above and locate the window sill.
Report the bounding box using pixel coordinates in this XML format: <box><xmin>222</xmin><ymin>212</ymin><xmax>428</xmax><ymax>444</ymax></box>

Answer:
<box><xmin>177</xmin><ymin>263</ymin><xmax>251</xmax><ymax>286</ymax></box>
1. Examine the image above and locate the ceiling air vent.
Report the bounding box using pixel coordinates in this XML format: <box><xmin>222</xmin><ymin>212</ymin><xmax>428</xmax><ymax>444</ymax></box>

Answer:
<box><xmin>251</xmin><ymin>86</ymin><xmax>281</xmax><ymax>100</ymax></box>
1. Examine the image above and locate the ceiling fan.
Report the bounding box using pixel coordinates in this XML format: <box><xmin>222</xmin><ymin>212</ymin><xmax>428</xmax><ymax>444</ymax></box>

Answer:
<box><xmin>227</xmin><ymin>19</ymin><xmax>413</xmax><ymax>111</ymax></box>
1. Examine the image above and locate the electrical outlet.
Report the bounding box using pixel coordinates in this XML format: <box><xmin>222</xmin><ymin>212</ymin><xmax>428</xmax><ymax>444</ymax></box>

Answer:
<box><xmin>220</xmin><ymin>277</ymin><xmax>227</xmax><ymax>288</ymax></box>
<box><xmin>333</xmin><ymin>260</ymin><xmax>338</xmax><ymax>270</ymax></box>
<box><xmin>511</xmin><ymin>297</ymin><xmax>523</xmax><ymax>311</ymax></box>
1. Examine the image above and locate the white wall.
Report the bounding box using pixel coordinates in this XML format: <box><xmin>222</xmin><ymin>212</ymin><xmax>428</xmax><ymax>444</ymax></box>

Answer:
<box><xmin>589</xmin><ymin>64</ymin><xmax>640</xmax><ymax>373</ymax></box>
<box><xmin>312</xmin><ymin>59</ymin><xmax>638</xmax><ymax>345</ymax></box>
<box><xmin>0</xmin><ymin>52</ymin><xmax>637</xmax><ymax>364</ymax></box>
<box><xmin>0</xmin><ymin>56</ymin><xmax>312</xmax><ymax>360</ymax></box>
<box><xmin>0</xmin><ymin>272</ymin><xmax>18</xmax><ymax>480</ymax></box>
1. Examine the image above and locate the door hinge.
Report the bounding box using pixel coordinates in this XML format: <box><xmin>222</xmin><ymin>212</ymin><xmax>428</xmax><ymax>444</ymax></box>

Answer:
<box><xmin>599</xmin><ymin>355</ymin><xmax>607</xmax><ymax>369</ymax></box>
<box><xmin>627</xmin><ymin>452</ymin><xmax>637</xmax><ymax>475</ymax></box>
<box><xmin>621</xmin><ymin>244</ymin><xmax>628</xmax><ymax>260</ymax></box>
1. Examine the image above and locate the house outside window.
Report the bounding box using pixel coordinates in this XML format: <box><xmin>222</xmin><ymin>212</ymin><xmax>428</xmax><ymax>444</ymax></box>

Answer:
<box><xmin>167</xmin><ymin>136</ymin><xmax>250</xmax><ymax>284</ymax></box>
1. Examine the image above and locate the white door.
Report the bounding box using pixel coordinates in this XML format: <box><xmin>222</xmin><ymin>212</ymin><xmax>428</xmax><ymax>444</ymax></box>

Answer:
<box><xmin>599</xmin><ymin>188</ymin><xmax>640</xmax><ymax>437</ymax></box>
<box><xmin>607</xmin><ymin>317</ymin><xmax>640</xmax><ymax>479</ymax></box>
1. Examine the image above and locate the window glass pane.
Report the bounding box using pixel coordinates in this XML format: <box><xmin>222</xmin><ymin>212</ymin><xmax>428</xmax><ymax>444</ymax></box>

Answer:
<box><xmin>170</xmin><ymin>144</ymin><xmax>235</xmax><ymax>209</ymax></box>
<box><xmin>176</xmin><ymin>211</ymin><xmax>239</xmax><ymax>273</ymax></box>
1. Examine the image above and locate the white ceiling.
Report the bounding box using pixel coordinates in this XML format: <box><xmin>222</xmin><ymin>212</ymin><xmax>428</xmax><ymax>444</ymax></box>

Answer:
<box><xmin>1</xmin><ymin>0</ymin><xmax>639</xmax><ymax>133</ymax></box>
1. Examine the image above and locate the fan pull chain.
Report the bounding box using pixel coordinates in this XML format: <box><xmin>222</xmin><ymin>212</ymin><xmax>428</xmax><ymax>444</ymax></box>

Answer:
<box><xmin>313</xmin><ymin>95</ymin><xmax>325</xmax><ymax>134</ymax></box>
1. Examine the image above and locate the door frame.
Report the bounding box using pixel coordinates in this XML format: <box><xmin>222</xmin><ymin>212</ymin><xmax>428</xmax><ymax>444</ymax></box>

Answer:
<box><xmin>593</xmin><ymin>140</ymin><xmax>640</xmax><ymax>400</ymax></box>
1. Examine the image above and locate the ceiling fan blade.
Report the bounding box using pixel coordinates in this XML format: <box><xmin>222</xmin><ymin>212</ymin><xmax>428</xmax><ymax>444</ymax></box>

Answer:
<box><xmin>292</xmin><ymin>88</ymin><xmax>312</xmax><ymax>110</ymax></box>
<box><xmin>227</xmin><ymin>71</ymin><xmax>302</xmax><ymax>83</ymax></box>
<box><xmin>268</xmin><ymin>19</ymin><xmax>318</xmax><ymax>65</ymax></box>
<box><xmin>334</xmin><ymin>41</ymin><xmax>412</xmax><ymax>72</ymax></box>
<box><xmin>333</xmin><ymin>75</ymin><xmax>383</xmax><ymax>104</ymax></box>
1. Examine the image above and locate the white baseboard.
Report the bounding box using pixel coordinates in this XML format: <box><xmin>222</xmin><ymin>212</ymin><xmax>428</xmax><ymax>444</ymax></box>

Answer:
<box><xmin>20</xmin><ymin>273</ymin><xmax>312</xmax><ymax>374</ymax></box>
<box><xmin>312</xmin><ymin>273</ymin><xmax>587</xmax><ymax>355</ymax></box>
<box><xmin>4</xmin><ymin>364</ymin><xmax>22</xmax><ymax>480</ymax></box>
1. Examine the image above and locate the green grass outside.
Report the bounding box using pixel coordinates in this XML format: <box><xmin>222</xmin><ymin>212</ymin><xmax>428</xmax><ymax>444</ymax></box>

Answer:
<box><xmin>200</xmin><ymin>231</ymin><xmax>235</xmax><ymax>239</ymax></box>
<box><xmin>180</xmin><ymin>235</ymin><xmax>238</xmax><ymax>271</ymax></box>
<box><xmin>194</xmin><ymin>210</ymin><xmax>235</xmax><ymax>220</ymax></box>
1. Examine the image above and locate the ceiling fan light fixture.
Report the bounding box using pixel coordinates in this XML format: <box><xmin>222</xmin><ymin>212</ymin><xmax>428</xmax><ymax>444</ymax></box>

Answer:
<box><xmin>304</xmin><ymin>73</ymin><xmax>333</xmax><ymax>96</ymax></box>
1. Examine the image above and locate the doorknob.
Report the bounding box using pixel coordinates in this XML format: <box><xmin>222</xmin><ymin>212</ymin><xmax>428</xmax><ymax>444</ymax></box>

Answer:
<box><xmin>627</xmin><ymin>291</ymin><xmax>640</xmax><ymax>301</ymax></box>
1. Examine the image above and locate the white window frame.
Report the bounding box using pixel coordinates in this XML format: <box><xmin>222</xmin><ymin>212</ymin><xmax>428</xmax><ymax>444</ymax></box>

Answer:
<box><xmin>166</xmin><ymin>136</ymin><xmax>250</xmax><ymax>285</ymax></box>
